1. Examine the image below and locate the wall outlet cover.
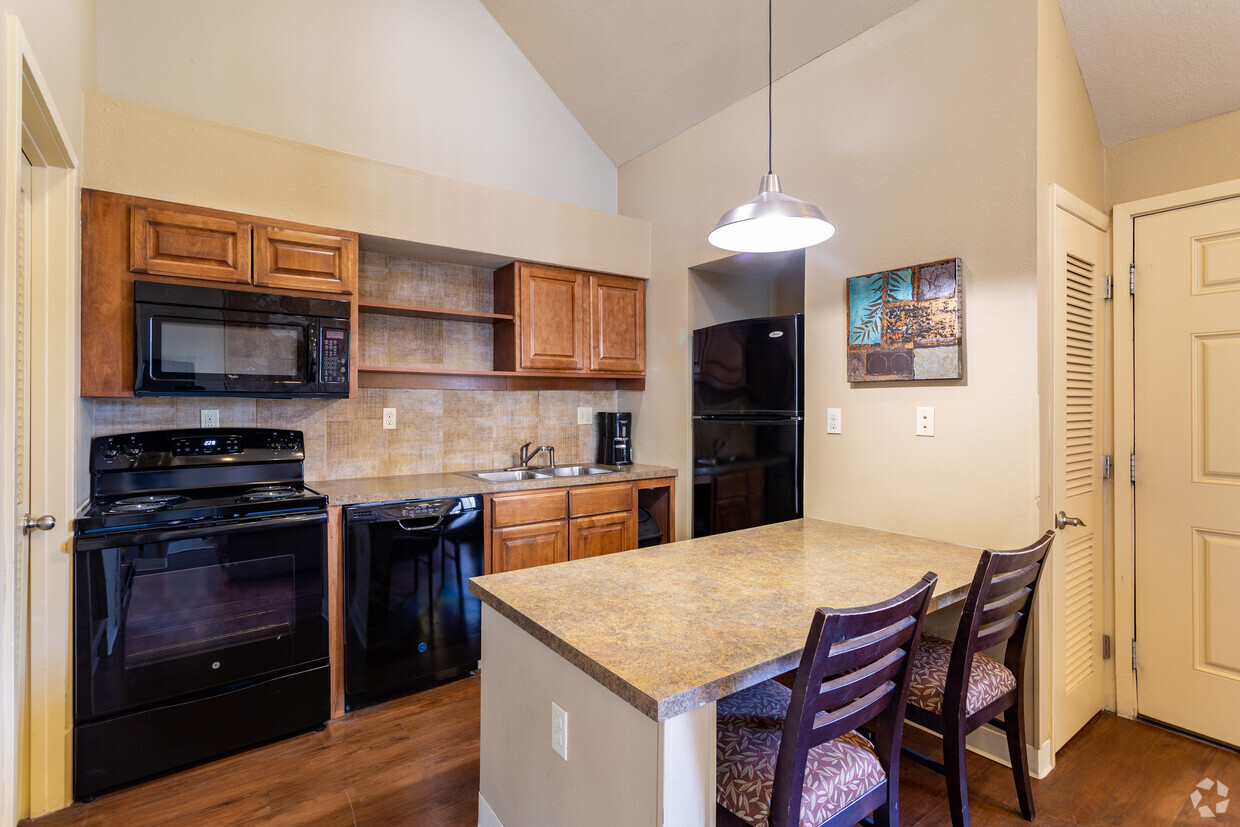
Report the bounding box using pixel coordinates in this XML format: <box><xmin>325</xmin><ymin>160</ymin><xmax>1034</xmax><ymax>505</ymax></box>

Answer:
<box><xmin>577</xmin><ymin>406</ymin><xmax>593</xmax><ymax>425</ymax></box>
<box><xmin>200</xmin><ymin>409</ymin><xmax>219</xmax><ymax>428</ymax></box>
<box><xmin>916</xmin><ymin>406</ymin><xmax>934</xmax><ymax>437</ymax></box>
<box><xmin>551</xmin><ymin>701</ymin><xmax>568</xmax><ymax>760</ymax></box>
<box><xmin>826</xmin><ymin>408</ymin><xmax>842</xmax><ymax>434</ymax></box>
<box><xmin>383</xmin><ymin>408</ymin><xmax>397</xmax><ymax>430</ymax></box>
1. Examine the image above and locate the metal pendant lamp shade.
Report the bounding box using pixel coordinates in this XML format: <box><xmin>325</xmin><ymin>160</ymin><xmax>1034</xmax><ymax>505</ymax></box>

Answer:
<box><xmin>708</xmin><ymin>173</ymin><xmax>835</xmax><ymax>253</ymax></box>
<box><xmin>708</xmin><ymin>0</ymin><xmax>835</xmax><ymax>253</ymax></box>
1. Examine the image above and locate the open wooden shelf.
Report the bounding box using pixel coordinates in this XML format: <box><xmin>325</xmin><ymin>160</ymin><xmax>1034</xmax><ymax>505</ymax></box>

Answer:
<box><xmin>358</xmin><ymin>365</ymin><xmax>644</xmax><ymax>392</ymax></box>
<box><xmin>357</xmin><ymin>301</ymin><xmax>513</xmax><ymax>323</ymax></box>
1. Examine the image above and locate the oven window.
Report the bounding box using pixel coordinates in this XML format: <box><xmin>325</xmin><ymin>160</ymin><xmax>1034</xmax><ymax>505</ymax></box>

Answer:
<box><xmin>123</xmin><ymin>554</ymin><xmax>296</xmax><ymax>669</ymax></box>
<box><xmin>155</xmin><ymin>318</ymin><xmax>304</xmax><ymax>380</ymax></box>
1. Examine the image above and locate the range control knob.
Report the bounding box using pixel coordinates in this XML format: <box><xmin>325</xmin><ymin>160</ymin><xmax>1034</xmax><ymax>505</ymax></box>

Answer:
<box><xmin>124</xmin><ymin>443</ymin><xmax>142</xmax><ymax>457</ymax></box>
<box><xmin>101</xmin><ymin>444</ymin><xmax>119</xmax><ymax>459</ymax></box>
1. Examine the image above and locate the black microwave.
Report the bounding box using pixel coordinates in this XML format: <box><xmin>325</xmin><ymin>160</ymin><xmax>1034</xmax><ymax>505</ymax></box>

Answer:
<box><xmin>134</xmin><ymin>280</ymin><xmax>351</xmax><ymax>398</ymax></box>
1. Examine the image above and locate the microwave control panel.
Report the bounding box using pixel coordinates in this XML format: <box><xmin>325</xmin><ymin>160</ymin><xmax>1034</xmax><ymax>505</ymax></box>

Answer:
<box><xmin>320</xmin><ymin>328</ymin><xmax>349</xmax><ymax>385</ymax></box>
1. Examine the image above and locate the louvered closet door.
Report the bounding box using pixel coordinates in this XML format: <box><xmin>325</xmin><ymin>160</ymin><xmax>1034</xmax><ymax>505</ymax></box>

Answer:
<box><xmin>1051</xmin><ymin>201</ymin><xmax>1107</xmax><ymax>752</ymax></box>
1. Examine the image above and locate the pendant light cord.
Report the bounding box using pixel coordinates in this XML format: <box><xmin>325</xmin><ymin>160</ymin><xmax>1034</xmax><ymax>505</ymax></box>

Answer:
<box><xmin>767</xmin><ymin>0</ymin><xmax>773</xmax><ymax>175</ymax></box>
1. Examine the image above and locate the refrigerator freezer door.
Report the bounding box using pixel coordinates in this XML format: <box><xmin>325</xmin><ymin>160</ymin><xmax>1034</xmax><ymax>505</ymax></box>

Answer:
<box><xmin>692</xmin><ymin>314</ymin><xmax>803</xmax><ymax>416</ymax></box>
<box><xmin>692</xmin><ymin>417</ymin><xmax>802</xmax><ymax>538</ymax></box>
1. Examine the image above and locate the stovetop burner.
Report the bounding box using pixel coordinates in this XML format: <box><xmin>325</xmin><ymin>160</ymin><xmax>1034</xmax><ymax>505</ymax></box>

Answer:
<box><xmin>107</xmin><ymin>494</ymin><xmax>189</xmax><ymax>513</ymax></box>
<box><xmin>237</xmin><ymin>485</ymin><xmax>300</xmax><ymax>503</ymax></box>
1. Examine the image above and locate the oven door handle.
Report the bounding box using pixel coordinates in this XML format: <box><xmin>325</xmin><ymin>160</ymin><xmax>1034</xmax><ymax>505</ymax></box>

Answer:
<box><xmin>75</xmin><ymin>511</ymin><xmax>328</xmax><ymax>551</ymax></box>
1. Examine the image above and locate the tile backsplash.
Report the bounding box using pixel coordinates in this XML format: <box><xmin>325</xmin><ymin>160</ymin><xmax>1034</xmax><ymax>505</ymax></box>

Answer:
<box><xmin>91</xmin><ymin>250</ymin><xmax>623</xmax><ymax>482</ymax></box>
<box><xmin>91</xmin><ymin>388</ymin><xmax>621</xmax><ymax>482</ymax></box>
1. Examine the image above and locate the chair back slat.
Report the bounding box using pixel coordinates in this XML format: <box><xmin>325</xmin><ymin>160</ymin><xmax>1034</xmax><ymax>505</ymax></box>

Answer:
<box><xmin>804</xmin><ymin>682</ymin><xmax>897</xmax><ymax>752</ymax></box>
<box><xmin>815</xmin><ymin>646</ymin><xmax>906</xmax><ymax>712</ymax></box>
<box><xmin>767</xmin><ymin>573</ymin><xmax>937</xmax><ymax>827</ymax></box>
<box><xmin>978</xmin><ymin>586</ymin><xmax>1032</xmax><ymax>627</ymax></box>
<box><xmin>818</xmin><ymin>615</ymin><xmax>917</xmax><ymax>677</ymax></box>
<box><xmin>942</xmin><ymin>531</ymin><xmax>1055</xmax><ymax>718</ymax></box>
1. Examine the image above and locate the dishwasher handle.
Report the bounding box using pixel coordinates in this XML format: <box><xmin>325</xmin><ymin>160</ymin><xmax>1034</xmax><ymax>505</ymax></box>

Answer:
<box><xmin>396</xmin><ymin>515</ymin><xmax>446</xmax><ymax>532</ymax></box>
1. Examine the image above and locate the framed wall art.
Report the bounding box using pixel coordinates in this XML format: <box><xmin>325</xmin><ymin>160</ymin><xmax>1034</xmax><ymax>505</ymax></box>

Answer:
<box><xmin>846</xmin><ymin>257</ymin><xmax>962</xmax><ymax>382</ymax></box>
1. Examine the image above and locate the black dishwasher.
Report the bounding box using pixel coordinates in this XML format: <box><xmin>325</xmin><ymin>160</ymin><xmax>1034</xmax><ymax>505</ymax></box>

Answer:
<box><xmin>343</xmin><ymin>496</ymin><xmax>483</xmax><ymax>709</ymax></box>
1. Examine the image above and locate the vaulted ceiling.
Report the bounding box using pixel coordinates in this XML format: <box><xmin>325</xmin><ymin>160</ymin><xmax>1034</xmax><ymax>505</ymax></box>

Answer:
<box><xmin>480</xmin><ymin>0</ymin><xmax>1240</xmax><ymax>166</ymax></box>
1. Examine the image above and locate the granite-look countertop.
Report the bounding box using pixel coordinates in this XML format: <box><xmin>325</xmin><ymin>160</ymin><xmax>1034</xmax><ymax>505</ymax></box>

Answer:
<box><xmin>468</xmin><ymin>518</ymin><xmax>983</xmax><ymax>722</ymax></box>
<box><xmin>309</xmin><ymin>463</ymin><xmax>678</xmax><ymax>505</ymax></box>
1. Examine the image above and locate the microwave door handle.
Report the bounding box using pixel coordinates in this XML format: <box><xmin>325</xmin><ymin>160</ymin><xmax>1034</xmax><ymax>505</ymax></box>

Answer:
<box><xmin>308</xmin><ymin>329</ymin><xmax>318</xmax><ymax>383</ymax></box>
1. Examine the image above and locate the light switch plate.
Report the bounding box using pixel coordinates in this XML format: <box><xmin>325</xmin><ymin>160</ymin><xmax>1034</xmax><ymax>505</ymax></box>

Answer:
<box><xmin>577</xmin><ymin>406</ymin><xmax>593</xmax><ymax>425</ymax></box>
<box><xmin>200</xmin><ymin>409</ymin><xmax>219</xmax><ymax>428</ymax></box>
<box><xmin>826</xmin><ymin>408</ymin><xmax>842</xmax><ymax>434</ymax></box>
<box><xmin>383</xmin><ymin>408</ymin><xmax>397</xmax><ymax>430</ymax></box>
<box><xmin>916</xmin><ymin>406</ymin><xmax>934</xmax><ymax>437</ymax></box>
<box><xmin>551</xmin><ymin>701</ymin><xmax>568</xmax><ymax>760</ymax></box>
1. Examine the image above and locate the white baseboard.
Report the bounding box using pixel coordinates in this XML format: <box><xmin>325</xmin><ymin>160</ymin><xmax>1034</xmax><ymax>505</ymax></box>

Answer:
<box><xmin>478</xmin><ymin>793</ymin><xmax>504</xmax><ymax>827</ymax></box>
<box><xmin>907</xmin><ymin>721</ymin><xmax>1055</xmax><ymax>779</ymax></box>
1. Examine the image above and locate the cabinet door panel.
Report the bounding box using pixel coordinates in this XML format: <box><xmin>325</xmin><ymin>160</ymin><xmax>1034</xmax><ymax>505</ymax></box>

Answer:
<box><xmin>254</xmin><ymin>226</ymin><xmax>356</xmax><ymax>294</ymax></box>
<box><xmin>520</xmin><ymin>265</ymin><xmax>585</xmax><ymax>370</ymax></box>
<box><xmin>589</xmin><ymin>275</ymin><xmax>645</xmax><ymax>373</ymax></box>
<box><xmin>491</xmin><ymin>521</ymin><xmax>569</xmax><ymax>573</ymax></box>
<box><xmin>569</xmin><ymin>512</ymin><xmax>634</xmax><ymax>560</ymax></box>
<box><xmin>130</xmin><ymin>206</ymin><xmax>252</xmax><ymax>284</ymax></box>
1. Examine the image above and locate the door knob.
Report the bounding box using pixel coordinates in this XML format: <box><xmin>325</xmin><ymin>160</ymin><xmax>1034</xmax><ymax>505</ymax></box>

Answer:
<box><xmin>22</xmin><ymin>514</ymin><xmax>56</xmax><ymax>534</ymax></box>
<box><xmin>1055</xmin><ymin>511</ymin><xmax>1085</xmax><ymax>530</ymax></box>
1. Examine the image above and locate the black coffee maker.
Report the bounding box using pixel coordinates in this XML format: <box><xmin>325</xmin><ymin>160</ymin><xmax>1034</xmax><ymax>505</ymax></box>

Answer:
<box><xmin>595</xmin><ymin>411</ymin><xmax>633</xmax><ymax>465</ymax></box>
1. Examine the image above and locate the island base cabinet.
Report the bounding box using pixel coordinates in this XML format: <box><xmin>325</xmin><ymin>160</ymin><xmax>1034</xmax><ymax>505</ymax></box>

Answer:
<box><xmin>569</xmin><ymin>512</ymin><xmax>633</xmax><ymax>560</ymax></box>
<box><xmin>490</xmin><ymin>520</ymin><xmax>568</xmax><ymax>573</ymax></box>
<box><xmin>478</xmin><ymin>605</ymin><xmax>715</xmax><ymax>827</ymax></box>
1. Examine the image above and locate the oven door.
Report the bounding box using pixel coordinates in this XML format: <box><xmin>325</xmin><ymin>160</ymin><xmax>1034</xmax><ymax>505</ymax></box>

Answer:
<box><xmin>135</xmin><ymin>302</ymin><xmax>316</xmax><ymax>396</ymax></box>
<box><xmin>74</xmin><ymin>511</ymin><xmax>328</xmax><ymax>722</ymax></box>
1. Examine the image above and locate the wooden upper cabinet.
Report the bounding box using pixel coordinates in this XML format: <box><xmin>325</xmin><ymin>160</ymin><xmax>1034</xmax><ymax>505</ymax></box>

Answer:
<box><xmin>130</xmin><ymin>205</ymin><xmax>252</xmax><ymax>284</ymax></box>
<box><xmin>519</xmin><ymin>264</ymin><xmax>586</xmax><ymax>371</ymax></box>
<box><xmin>494</xmin><ymin>261</ymin><xmax>646</xmax><ymax>378</ymax></box>
<box><xmin>253</xmin><ymin>226</ymin><xmax>357</xmax><ymax>294</ymax></box>
<box><xmin>589</xmin><ymin>274</ymin><xmax>645</xmax><ymax>373</ymax></box>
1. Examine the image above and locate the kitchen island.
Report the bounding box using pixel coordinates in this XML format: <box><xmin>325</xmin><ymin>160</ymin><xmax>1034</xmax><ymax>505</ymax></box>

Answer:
<box><xmin>468</xmin><ymin>518</ymin><xmax>984</xmax><ymax>827</ymax></box>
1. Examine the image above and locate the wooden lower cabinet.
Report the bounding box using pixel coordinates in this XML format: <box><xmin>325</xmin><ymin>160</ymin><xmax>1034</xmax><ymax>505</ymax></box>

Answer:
<box><xmin>569</xmin><ymin>511</ymin><xmax>634</xmax><ymax>560</ymax></box>
<box><xmin>491</xmin><ymin>520</ymin><xmax>569</xmax><ymax>573</ymax></box>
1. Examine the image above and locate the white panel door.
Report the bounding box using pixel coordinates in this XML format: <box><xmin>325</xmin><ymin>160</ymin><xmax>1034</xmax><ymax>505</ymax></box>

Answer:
<box><xmin>1051</xmin><ymin>201</ymin><xmax>1106</xmax><ymax>752</ymax></box>
<box><xmin>1135</xmin><ymin>195</ymin><xmax>1240</xmax><ymax>746</ymax></box>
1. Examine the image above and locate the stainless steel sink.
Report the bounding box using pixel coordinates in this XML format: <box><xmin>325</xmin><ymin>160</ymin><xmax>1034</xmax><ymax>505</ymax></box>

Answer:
<box><xmin>456</xmin><ymin>464</ymin><xmax>621</xmax><ymax>483</ymax></box>
<box><xmin>537</xmin><ymin>465</ymin><xmax>620</xmax><ymax>477</ymax></box>
<box><xmin>457</xmin><ymin>469</ymin><xmax>548</xmax><ymax>482</ymax></box>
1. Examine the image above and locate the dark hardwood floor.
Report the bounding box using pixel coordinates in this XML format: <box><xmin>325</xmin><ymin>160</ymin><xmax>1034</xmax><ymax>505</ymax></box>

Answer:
<box><xmin>27</xmin><ymin>675</ymin><xmax>1239</xmax><ymax>826</ymax></box>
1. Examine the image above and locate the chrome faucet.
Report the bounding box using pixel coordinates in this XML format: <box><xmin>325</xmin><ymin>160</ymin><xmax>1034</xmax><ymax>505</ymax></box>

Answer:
<box><xmin>517</xmin><ymin>442</ymin><xmax>555</xmax><ymax>468</ymax></box>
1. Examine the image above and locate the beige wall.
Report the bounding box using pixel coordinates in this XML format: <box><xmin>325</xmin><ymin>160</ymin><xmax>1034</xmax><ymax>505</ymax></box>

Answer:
<box><xmin>1106</xmin><ymin>108</ymin><xmax>1240</xmax><ymax>210</ymax></box>
<box><xmin>620</xmin><ymin>0</ymin><xmax>1040</xmax><ymax>548</ymax></box>
<box><xmin>84</xmin><ymin>95</ymin><xmax>647</xmax><ymax>278</ymax></box>
<box><xmin>94</xmin><ymin>0</ymin><xmax>617</xmax><ymax>212</ymax></box>
<box><xmin>0</xmin><ymin>1</ymin><xmax>94</xmax><ymax>153</ymax></box>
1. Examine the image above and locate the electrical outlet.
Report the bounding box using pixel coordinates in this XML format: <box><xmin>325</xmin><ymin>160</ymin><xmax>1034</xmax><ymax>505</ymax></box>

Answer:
<box><xmin>200</xmin><ymin>409</ymin><xmax>219</xmax><ymax>428</ymax></box>
<box><xmin>916</xmin><ymin>406</ymin><xmax>934</xmax><ymax>437</ymax></box>
<box><xmin>383</xmin><ymin>408</ymin><xmax>397</xmax><ymax>430</ymax></box>
<box><xmin>577</xmin><ymin>406</ymin><xmax>593</xmax><ymax>425</ymax></box>
<box><xmin>551</xmin><ymin>701</ymin><xmax>568</xmax><ymax>761</ymax></box>
<box><xmin>826</xmin><ymin>408</ymin><xmax>842</xmax><ymax>434</ymax></box>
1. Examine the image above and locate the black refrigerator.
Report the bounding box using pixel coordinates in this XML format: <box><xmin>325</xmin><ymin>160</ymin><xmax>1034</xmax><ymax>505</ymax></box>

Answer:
<box><xmin>692</xmin><ymin>314</ymin><xmax>804</xmax><ymax>538</ymax></box>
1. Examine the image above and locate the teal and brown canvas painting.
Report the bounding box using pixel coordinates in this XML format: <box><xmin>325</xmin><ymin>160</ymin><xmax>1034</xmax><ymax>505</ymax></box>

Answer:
<box><xmin>846</xmin><ymin>257</ymin><xmax>962</xmax><ymax>382</ymax></box>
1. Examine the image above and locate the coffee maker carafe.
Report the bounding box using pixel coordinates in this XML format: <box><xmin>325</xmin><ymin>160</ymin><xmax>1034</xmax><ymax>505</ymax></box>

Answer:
<box><xmin>595</xmin><ymin>411</ymin><xmax>633</xmax><ymax>465</ymax></box>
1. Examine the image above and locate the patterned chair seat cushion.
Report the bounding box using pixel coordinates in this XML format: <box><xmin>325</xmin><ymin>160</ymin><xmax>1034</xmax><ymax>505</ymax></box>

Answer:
<box><xmin>716</xmin><ymin>679</ymin><xmax>885</xmax><ymax>827</ymax></box>
<box><xmin>907</xmin><ymin>632</ymin><xmax>1017</xmax><ymax>716</ymax></box>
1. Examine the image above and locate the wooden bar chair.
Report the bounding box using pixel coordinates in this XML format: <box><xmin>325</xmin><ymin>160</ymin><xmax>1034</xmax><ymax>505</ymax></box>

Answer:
<box><xmin>716</xmin><ymin>572</ymin><xmax>938</xmax><ymax>827</ymax></box>
<box><xmin>902</xmin><ymin>530</ymin><xmax>1055</xmax><ymax>827</ymax></box>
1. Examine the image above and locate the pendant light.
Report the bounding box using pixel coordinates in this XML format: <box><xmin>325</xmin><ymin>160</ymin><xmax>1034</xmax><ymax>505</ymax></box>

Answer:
<box><xmin>707</xmin><ymin>0</ymin><xmax>835</xmax><ymax>253</ymax></box>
